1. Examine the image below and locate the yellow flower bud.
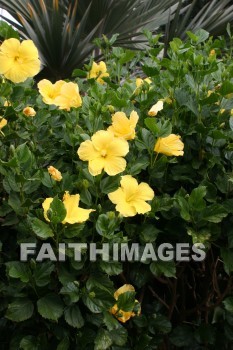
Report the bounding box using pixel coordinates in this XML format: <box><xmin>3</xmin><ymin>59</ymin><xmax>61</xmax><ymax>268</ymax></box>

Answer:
<box><xmin>23</xmin><ymin>106</ymin><xmax>36</xmax><ymax>117</ymax></box>
<box><xmin>48</xmin><ymin>166</ymin><xmax>62</xmax><ymax>182</ymax></box>
<box><xmin>154</xmin><ymin>134</ymin><xmax>184</xmax><ymax>157</ymax></box>
<box><xmin>148</xmin><ymin>100</ymin><xmax>164</xmax><ymax>116</ymax></box>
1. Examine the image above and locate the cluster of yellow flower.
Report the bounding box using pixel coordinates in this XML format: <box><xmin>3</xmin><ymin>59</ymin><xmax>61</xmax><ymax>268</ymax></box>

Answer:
<box><xmin>37</xmin><ymin>61</ymin><xmax>109</xmax><ymax>110</ymax></box>
<box><xmin>0</xmin><ymin>38</ymin><xmax>184</xmax><ymax>220</ymax></box>
<box><xmin>0</xmin><ymin>37</ymin><xmax>186</xmax><ymax>324</ymax></box>
<box><xmin>38</xmin><ymin>80</ymin><xmax>82</xmax><ymax>111</ymax></box>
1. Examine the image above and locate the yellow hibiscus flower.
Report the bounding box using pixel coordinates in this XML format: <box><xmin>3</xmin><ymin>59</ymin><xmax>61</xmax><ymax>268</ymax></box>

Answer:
<box><xmin>110</xmin><ymin>284</ymin><xmax>140</xmax><ymax>323</ymax></box>
<box><xmin>0</xmin><ymin>38</ymin><xmax>40</xmax><ymax>83</ymax></box>
<box><xmin>88</xmin><ymin>61</ymin><xmax>109</xmax><ymax>84</ymax></box>
<box><xmin>48</xmin><ymin>166</ymin><xmax>62</xmax><ymax>182</ymax></box>
<box><xmin>42</xmin><ymin>192</ymin><xmax>94</xmax><ymax>224</ymax></box>
<box><xmin>108</xmin><ymin>111</ymin><xmax>139</xmax><ymax>140</ymax></box>
<box><xmin>23</xmin><ymin>107</ymin><xmax>36</xmax><ymax>117</ymax></box>
<box><xmin>54</xmin><ymin>82</ymin><xmax>82</xmax><ymax>110</ymax></box>
<box><xmin>148</xmin><ymin>100</ymin><xmax>164</xmax><ymax>116</ymax></box>
<box><xmin>77</xmin><ymin>130</ymin><xmax>129</xmax><ymax>176</ymax></box>
<box><xmin>108</xmin><ymin>175</ymin><xmax>154</xmax><ymax>217</ymax></box>
<box><xmin>37</xmin><ymin>79</ymin><xmax>65</xmax><ymax>105</ymax></box>
<box><xmin>154</xmin><ymin>134</ymin><xmax>184</xmax><ymax>156</ymax></box>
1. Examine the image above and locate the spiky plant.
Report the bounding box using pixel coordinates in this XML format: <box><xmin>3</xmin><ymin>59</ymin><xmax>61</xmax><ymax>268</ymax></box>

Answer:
<box><xmin>166</xmin><ymin>0</ymin><xmax>233</xmax><ymax>44</ymax></box>
<box><xmin>0</xmin><ymin>0</ymin><xmax>179</xmax><ymax>79</ymax></box>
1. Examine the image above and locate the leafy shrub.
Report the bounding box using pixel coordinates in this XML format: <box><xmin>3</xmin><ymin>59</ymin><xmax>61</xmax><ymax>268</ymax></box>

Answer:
<box><xmin>1</xmin><ymin>29</ymin><xmax>233</xmax><ymax>349</ymax></box>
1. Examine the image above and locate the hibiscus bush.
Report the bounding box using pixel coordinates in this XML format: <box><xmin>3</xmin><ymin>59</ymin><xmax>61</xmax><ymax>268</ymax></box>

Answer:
<box><xmin>1</xmin><ymin>29</ymin><xmax>233</xmax><ymax>349</ymax></box>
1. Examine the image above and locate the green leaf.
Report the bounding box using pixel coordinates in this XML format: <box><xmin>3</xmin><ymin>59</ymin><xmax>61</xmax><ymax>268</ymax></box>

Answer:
<box><xmin>82</xmin><ymin>294</ymin><xmax>102</xmax><ymax>313</ymax></box>
<box><xmin>201</xmin><ymin>204</ymin><xmax>228</xmax><ymax>223</ymax></box>
<box><xmin>152</xmin><ymin>314</ymin><xmax>172</xmax><ymax>334</ymax></box>
<box><xmin>86</xmin><ymin>273</ymin><xmax>114</xmax><ymax>293</ymax></box>
<box><xmin>223</xmin><ymin>297</ymin><xmax>233</xmax><ymax>313</ymax></box>
<box><xmin>72</xmin><ymin>69</ymin><xmax>88</xmax><ymax>77</ymax></box>
<box><xmin>129</xmin><ymin>157</ymin><xmax>149</xmax><ymax>176</ymax></box>
<box><xmin>188</xmin><ymin>186</ymin><xmax>207</xmax><ymax>211</ymax></box>
<box><xmin>109</xmin><ymin>325</ymin><xmax>128</xmax><ymax>346</ymax></box>
<box><xmin>117</xmin><ymin>291</ymin><xmax>136</xmax><ymax>312</ymax></box>
<box><xmin>150</xmin><ymin>260</ymin><xmax>176</xmax><ymax>278</ymax></box>
<box><xmin>6</xmin><ymin>298</ymin><xmax>34</xmax><ymax>322</ymax></box>
<box><xmin>135</xmin><ymin>334</ymin><xmax>152</xmax><ymax>349</ymax></box>
<box><xmin>100</xmin><ymin>176</ymin><xmax>120</xmax><ymax>194</ymax></box>
<box><xmin>33</xmin><ymin>261</ymin><xmax>55</xmax><ymax>287</ymax></box>
<box><xmin>64</xmin><ymin>304</ymin><xmax>84</xmax><ymax>328</ymax></box>
<box><xmin>57</xmin><ymin>337</ymin><xmax>70</xmax><ymax>350</ymax></box>
<box><xmin>229</xmin><ymin>117</ymin><xmax>233</xmax><ymax>131</ymax></box>
<box><xmin>88</xmin><ymin>288</ymin><xmax>115</xmax><ymax>310</ymax></box>
<box><xmin>158</xmin><ymin>120</ymin><xmax>172</xmax><ymax>137</ymax></box>
<box><xmin>186</xmin><ymin>31</ymin><xmax>198</xmax><ymax>42</ymax></box>
<box><xmin>103</xmin><ymin>311</ymin><xmax>120</xmax><ymax>331</ymax></box>
<box><xmin>15</xmin><ymin>143</ymin><xmax>34</xmax><ymax>168</ymax></box>
<box><xmin>64</xmin><ymin>223</ymin><xmax>85</xmax><ymax>238</ymax></box>
<box><xmin>19</xmin><ymin>336</ymin><xmax>38</xmax><ymax>350</ymax></box>
<box><xmin>94</xmin><ymin>329</ymin><xmax>112</xmax><ymax>350</ymax></box>
<box><xmin>195</xmin><ymin>29</ymin><xmax>209</xmax><ymax>44</ymax></box>
<box><xmin>30</xmin><ymin>217</ymin><xmax>54</xmax><ymax>239</ymax></box>
<box><xmin>170</xmin><ymin>325</ymin><xmax>195</xmax><ymax>346</ymax></box>
<box><xmin>37</xmin><ymin>293</ymin><xmax>63</xmax><ymax>321</ymax></box>
<box><xmin>47</xmin><ymin>196</ymin><xmax>67</xmax><ymax>224</ymax></box>
<box><xmin>80</xmin><ymin>188</ymin><xmax>92</xmax><ymax>205</ymax></box>
<box><xmin>177</xmin><ymin>197</ymin><xmax>190</xmax><ymax>221</ymax></box>
<box><xmin>0</xmin><ymin>20</ymin><xmax>20</xmax><ymax>39</ymax></box>
<box><xmin>219</xmin><ymin>81</ymin><xmax>233</xmax><ymax>96</ymax></box>
<box><xmin>221</xmin><ymin>248</ymin><xmax>233</xmax><ymax>275</ymax></box>
<box><xmin>119</xmin><ymin>50</ymin><xmax>136</xmax><ymax>64</ymax></box>
<box><xmin>6</xmin><ymin>261</ymin><xmax>30</xmax><ymax>283</ymax></box>
<box><xmin>144</xmin><ymin>118</ymin><xmax>159</xmax><ymax>134</ymax></box>
<box><xmin>99</xmin><ymin>260</ymin><xmax>123</xmax><ymax>276</ymax></box>
<box><xmin>96</xmin><ymin>213</ymin><xmax>116</xmax><ymax>236</ymax></box>
<box><xmin>140</xmin><ymin>224</ymin><xmax>160</xmax><ymax>243</ymax></box>
<box><xmin>60</xmin><ymin>282</ymin><xmax>80</xmax><ymax>303</ymax></box>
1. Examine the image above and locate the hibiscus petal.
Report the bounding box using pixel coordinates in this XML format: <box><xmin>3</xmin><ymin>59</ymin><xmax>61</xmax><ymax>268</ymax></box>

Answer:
<box><xmin>42</xmin><ymin>198</ymin><xmax>53</xmax><ymax>222</ymax></box>
<box><xmin>104</xmin><ymin>156</ymin><xmax>126</xmax><ymax>176</ymax></box>
<box><xmin>0</xmin><ymin>38</ymin><xmax>20</xmax><ymax>57</ymax></box>
<box><xmin>129</xmin><ymin>111</ymin><xmax>139</xmax><ymax>127</ymax></box>
<box><xmin>88</xmin><ymin>157</ymin><xmax>106</xmax><ymax>176</ymax></box>
<box><xmin>63</xmin><ymin>207</ymin><xmax>93</xmax><ymax>224</ymax></box>
<box><xmin>107</xmin><ymin>138</ymin><xmax>129</xmax><ymax>157</ymax></box>
<box><xmin>116</xmin><ymin>201</ymin><xmax>137</xmax><ymax>217</ymax></box>
<box><xmin>132</xmin><ymin>200</ymin><xmax>151</xmax><ymax>214</ymax></box>
<box><xmin>137</xmin><ymin>182</ymin><xmax>154</xmax><ymax>201</ymax></box>
<box><xmin>108</xmin><ymin>188</ymin><xmax>125</xmax><ymax>205</ymax></box>
<box><xmin>38</xmin><ymin>79</ymin><xmax>53</xmax><ymax>95</ymax></box>
<box><xmin>19</xmin><ymin>40</ymin><xmax>39</xmax><ymax>60</ymax></box>
<box><xmin>19</xmin><ymin>59</ymin><xmax>40</xmax><ymax>79</ymax></box>
<box><xmin>77</xmin><ymin>140</ymin><xmax>99</xmax><ymax>161</ymax></box>
<box><xmin>92</xmin><ymin>130</ymin><xmax>114</xmax><ymax>150</ymax></box>
<box><xmin>0</xmin><ymin>55</ymin><xmax>14</xmax><ymax>74</ymax></box>
<box><xmin>111</xmin><ymin>112</ymin><xmax>130</xmax><ymax>133</ymax></box>
<box><xmin>114</xmin><ymin>284</ymin><xmax>135</xmax><ymax>299</ymax></box>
